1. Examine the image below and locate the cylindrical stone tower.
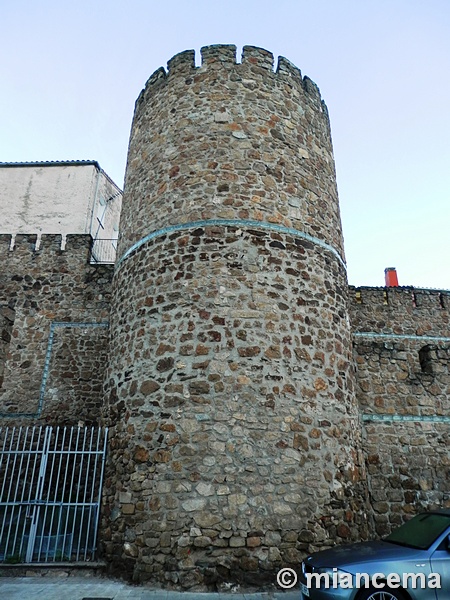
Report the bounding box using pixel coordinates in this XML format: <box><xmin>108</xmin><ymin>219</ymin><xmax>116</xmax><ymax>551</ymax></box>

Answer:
<box><xmin>103</xmin><ymin>45</ymin><xmax>368</xmax><ymax>588</ymax></box>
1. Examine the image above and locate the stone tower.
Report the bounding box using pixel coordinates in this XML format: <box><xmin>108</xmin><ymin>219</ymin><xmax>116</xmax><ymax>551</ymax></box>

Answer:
<box><xmin>103</xmin><ymin>45</ymin><xmax>368</xmax><ymax>588</ymax></box>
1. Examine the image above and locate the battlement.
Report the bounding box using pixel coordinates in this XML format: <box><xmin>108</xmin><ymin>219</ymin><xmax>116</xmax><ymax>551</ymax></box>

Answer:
<box><xmin>349</xmin><ymin>285</ymin><xmax>450</xmax><ymax>338</ymax></box>
<box><xmin>123</xmin><ymin>41</ymin><xmax>342</xmax><ymax>268</ymax></box>
<box><xmin>139</xmin><ymin>44</ymin><xmax>323</xmax><ymax>107</ymax></box>
<box><xmin>350</xmin><ymin>285</ymin><xmax>450</xmax><ymax>310</ymax></box>
<box><xmin>0</xmin><ymin>233</ymin><xmax>98</xmax><ymax>266</ymax></box>
<box><xmin>0</xmin><ymin>234</ymin><xmax>39</xmax><ymax>254</ymax></box>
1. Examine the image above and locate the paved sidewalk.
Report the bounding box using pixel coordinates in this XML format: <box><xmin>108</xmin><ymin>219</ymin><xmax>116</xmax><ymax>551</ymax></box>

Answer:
<box><xmin>0</xmin><ymin>577</ymin><xmax>299</xmax><ymax>600</ymax></box>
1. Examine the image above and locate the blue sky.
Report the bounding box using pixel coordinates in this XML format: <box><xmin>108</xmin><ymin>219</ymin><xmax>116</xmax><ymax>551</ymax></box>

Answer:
<box><xmin>1</xmin><ymin>0</ymin><xmax>449</xmax><ymax>289</ymax></box>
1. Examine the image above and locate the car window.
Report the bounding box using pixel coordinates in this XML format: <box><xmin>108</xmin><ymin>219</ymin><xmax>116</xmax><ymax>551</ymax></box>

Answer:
<box><xmin>385</xmin><ymin>513</ymin><xmax>450</xmax><ymax>550</ymax></box>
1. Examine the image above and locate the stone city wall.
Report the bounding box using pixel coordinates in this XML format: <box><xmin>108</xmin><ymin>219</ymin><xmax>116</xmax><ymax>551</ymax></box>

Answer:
<box><xmin>349</xmin><ymin>286</ymin><xmax>450</xmax><ymax>535</ymax></box>
<box><xmin>0</xmin><ymin>233</ymin><xmax>113</xmax><ymax>425</ymax></box>
<box><xmin>1</xmin><ymin>43</ymin><xmax>448</xmax><ymax>592</ymax></box>
<box><xmin>349</xmin><ymin>286</ymin><xmax>450</xmax><ymax>336</ymax></box>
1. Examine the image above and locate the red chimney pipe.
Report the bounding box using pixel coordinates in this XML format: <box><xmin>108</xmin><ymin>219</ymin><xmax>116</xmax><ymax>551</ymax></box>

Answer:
<box><xmin>385</xmin><ymin>267</ymin><xmax>399</xmax><ymax>287</ymax></box>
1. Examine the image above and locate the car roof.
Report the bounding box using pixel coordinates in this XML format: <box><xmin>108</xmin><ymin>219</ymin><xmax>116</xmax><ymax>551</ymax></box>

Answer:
<box><xmin>416</xmin><ymin>510</ymin><xmax>450</xmax><ymax>517</ymax></box>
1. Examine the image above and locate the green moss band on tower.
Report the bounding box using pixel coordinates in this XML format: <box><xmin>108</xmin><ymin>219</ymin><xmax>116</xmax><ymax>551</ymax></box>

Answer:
<box><xmin>116</xmin><ymin>218</ymin><xmax>347</xmax><ymax>270</ymax></box>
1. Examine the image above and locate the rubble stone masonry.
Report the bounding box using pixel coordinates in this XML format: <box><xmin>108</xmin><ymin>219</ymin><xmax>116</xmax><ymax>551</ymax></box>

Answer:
<box><xmin>349</xmin><ymin>286</ymin><xmax>450</xmax><ymax>536</ymax></box>
<box><xmin>0</xmin><ymin>234</ymin><xmax>112</xmax><ymax>424</ymax></box>
<box><xmin>103</xmin><ymin>45</ymin><xmax>368</xmax><ymax>586</ymax></box>
<box><xmin>1</xmin><ymin>44</ymin><xmax>449</xmax><ymax>592</ymax></box>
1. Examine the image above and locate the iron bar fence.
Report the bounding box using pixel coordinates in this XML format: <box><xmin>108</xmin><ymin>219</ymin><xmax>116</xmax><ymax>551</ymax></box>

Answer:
<box><xmin>0</xmin><ymin>426</ymin><xmax>108</xmax><ymax>563</ymax></box>
<box><xmin>90</xmin><ymin>239</ymin><xmax>117</xmax><ymax>264</ymax></box>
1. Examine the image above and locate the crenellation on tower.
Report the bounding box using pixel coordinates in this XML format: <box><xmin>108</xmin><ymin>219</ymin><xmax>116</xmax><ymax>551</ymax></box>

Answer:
<box><xmin>276</xmin><ymin>55</ymin><xmax>302</xmax><ymax>81</ymax></box>
<box><xmin>167</xmin><ymin>49</ymin><xmax>196</xmax><ymax>75</ymax></box>
<box><xmin>200</xmin><ymin>43</ymin><xmax>237</xmax><ymax>66</ymax></box>
<box><xmin>241</xmin><ymin>45</ymin><xmax>274</xmax><ymax>70</ymax></box>
<box><xmin>143</xmin><ymin>66</ymin><xmax>167</xmax><ymax>90</ymax></box>
<box><xmin>302</xmin><ymin>75</ymin><xmax>323</xmax><ymax>102</ymax></box>
<box><xmin>118</xmin><ymin>46</ymin><xmax>345</xmax><ymax>262</ymax></box>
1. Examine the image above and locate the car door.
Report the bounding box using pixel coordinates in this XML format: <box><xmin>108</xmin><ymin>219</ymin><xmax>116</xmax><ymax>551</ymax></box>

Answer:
<box><xmin>430</xmin><ymin>533</ymin><xmax>450</xmax><ymax>600</ymax></box>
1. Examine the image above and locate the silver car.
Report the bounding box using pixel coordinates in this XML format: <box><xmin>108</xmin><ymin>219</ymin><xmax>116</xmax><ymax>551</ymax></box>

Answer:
<box><xmin>299</xmin><ymin>510</ymin><xmax>450</xmax><ymax>599</ymax></box>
